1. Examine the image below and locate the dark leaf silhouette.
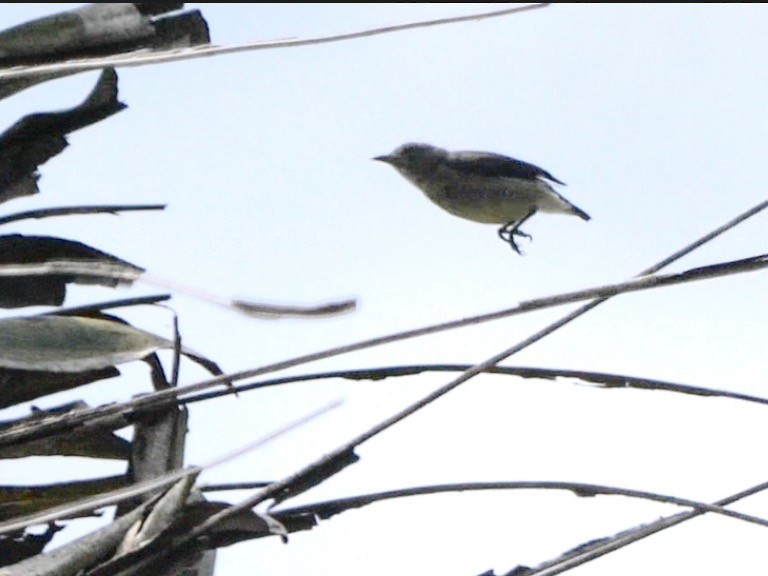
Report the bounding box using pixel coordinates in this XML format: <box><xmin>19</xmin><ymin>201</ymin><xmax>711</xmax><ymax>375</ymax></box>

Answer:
<box><xmin>0</xmin><ymin>364</ymin><xmax>120</xmax><ymax>408</ymax></box>
<box><xmin>0</xmin><ymin>5</ymin><xmax>210</xmax><ymax>100</ymax></box>
<box><xmin>0</xmin><ymin>68</ymin><xmax>126</xmax><ymax>204</ymax></box>
<box><xmin>0</xmin><ymin>235</ymin><xmax>143</xmax><ymax>308</ymax></box>
<box><xmin>0</xmin><ymin>4</ymin><xmax>208</xmax><ymax>65</ymax></box>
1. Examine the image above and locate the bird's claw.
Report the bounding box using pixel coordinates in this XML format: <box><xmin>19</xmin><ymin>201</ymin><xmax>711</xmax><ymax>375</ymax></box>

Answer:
<box><xmin>497</xmin><ymin>209</ymin><xmax>537</xmax><ymax>255</ymax></box>
<box><xmin>498</xmin><ymin>223</ymin><xmax>533</xmax><ymax>255</ymax></box>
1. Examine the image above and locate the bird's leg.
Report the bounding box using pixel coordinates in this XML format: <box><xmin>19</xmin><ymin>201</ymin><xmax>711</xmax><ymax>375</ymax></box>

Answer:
<box><xmin>497</xmin><ymin>223</ymin><xmax>530</xmax><ymax>254</ymax></box>
<box><xmin>498</xmin><ymin>208</ymin><xmax>537</xmax><ymax>254</ymax></box>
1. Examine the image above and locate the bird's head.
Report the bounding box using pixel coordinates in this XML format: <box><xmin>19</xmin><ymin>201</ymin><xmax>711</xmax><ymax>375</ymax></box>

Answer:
<box><xmin>373</xmin><ymin>143</ymin><xmax>447</xmax><ymax>175</ymax></box>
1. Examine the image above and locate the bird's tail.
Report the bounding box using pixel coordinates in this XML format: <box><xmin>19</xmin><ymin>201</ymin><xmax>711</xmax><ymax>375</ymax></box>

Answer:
<box><xmin>570</xmin><ymin>204</ymin><xmax>591</xmax><ymax>221</ymax></box>
<box><xmin>549</xmin><ymin>187</ymin><xmax>591</xmax><ymax>221</ymax></box>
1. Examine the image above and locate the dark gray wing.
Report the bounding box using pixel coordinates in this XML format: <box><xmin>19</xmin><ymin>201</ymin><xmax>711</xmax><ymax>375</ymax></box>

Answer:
<box><xmin>447</xmin><ymin>151</ymin><xmax>565</xmax><ymax>185</ymax></box>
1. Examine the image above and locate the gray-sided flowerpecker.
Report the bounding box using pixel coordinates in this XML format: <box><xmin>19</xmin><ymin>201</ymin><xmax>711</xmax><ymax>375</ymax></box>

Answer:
<box><xmin>374</xmin><ymin>143</ymin><xmax>590</xmax><ymax>254</ymax></box>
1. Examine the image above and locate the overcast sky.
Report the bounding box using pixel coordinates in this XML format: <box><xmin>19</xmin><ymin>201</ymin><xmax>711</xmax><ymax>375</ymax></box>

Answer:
<box><xmin>3</xmin><ymin>4</ymin><xmax>768</xmax><ymax>575</ymax></box>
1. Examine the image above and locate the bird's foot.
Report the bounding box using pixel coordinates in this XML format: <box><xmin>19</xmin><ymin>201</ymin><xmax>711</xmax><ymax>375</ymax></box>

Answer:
<box><xmin>498</xmin><ymin>222</ymin><xmax>533</xmax><ymax>255</ymax></box>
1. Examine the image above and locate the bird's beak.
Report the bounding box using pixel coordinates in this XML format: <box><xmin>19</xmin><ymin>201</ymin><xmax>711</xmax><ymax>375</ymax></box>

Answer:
<box><xmin>373</xmin><ymin>154</ymin><xmax>394</xmax><ymax>164</ymax></box>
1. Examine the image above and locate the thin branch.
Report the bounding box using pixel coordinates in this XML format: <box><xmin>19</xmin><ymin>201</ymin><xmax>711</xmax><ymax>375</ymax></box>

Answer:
<box><xmin>178</xmin><ymin>364</ymin><xmax>768</xmax><ymax>408</ymax></box>
<box><xmin>272</xmin><ymin>481</ymin><xmax>768</xmax><ymax>530</ymax></box>
<box><xmin>199</xmin><ymin>482</ymin><xmax>271</xmax><ymax>492</ymax></box>
<box><xmin>0</xmin><ymin>204</ymin><xmax>165</xmax><ymax>226</ymax></box>
<box><xmin>0</xmin><ymin>4</ymin><xmax>549</xmax><ymax>79</ymax></box>
<box><xmin>143</xmin><ymin>271</ymin><xmax>358</xmax><ymax>318</ymax></box>
<box><xmin>231</xmin><ymin>298</ymin><xmax>357</xmax><ymax>318</ymax></box>
<box><xmin>520</xmin><ymin>479</ymin><xmax>768</xmax><ymax>575</ymax></box>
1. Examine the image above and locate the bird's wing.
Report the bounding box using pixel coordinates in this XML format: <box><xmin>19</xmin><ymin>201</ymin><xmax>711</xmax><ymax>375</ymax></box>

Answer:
<box><xmin>448</xmin><ymin>151</ymin><xmax>565</xmax><ymax>185</ymax></box>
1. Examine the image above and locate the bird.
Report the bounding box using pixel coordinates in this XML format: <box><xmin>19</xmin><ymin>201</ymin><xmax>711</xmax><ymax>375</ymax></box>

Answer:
<box><xmin>374</xmin><ymin>142</ymin><xmax>590</xmax><ymax>254</ymax></box>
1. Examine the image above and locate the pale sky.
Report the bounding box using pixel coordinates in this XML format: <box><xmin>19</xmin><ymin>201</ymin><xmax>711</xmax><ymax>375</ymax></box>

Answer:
<box><xmin>3</xmin><ymin>4</ymin><xmax>768</xmax><ymax>575</ymax></box>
